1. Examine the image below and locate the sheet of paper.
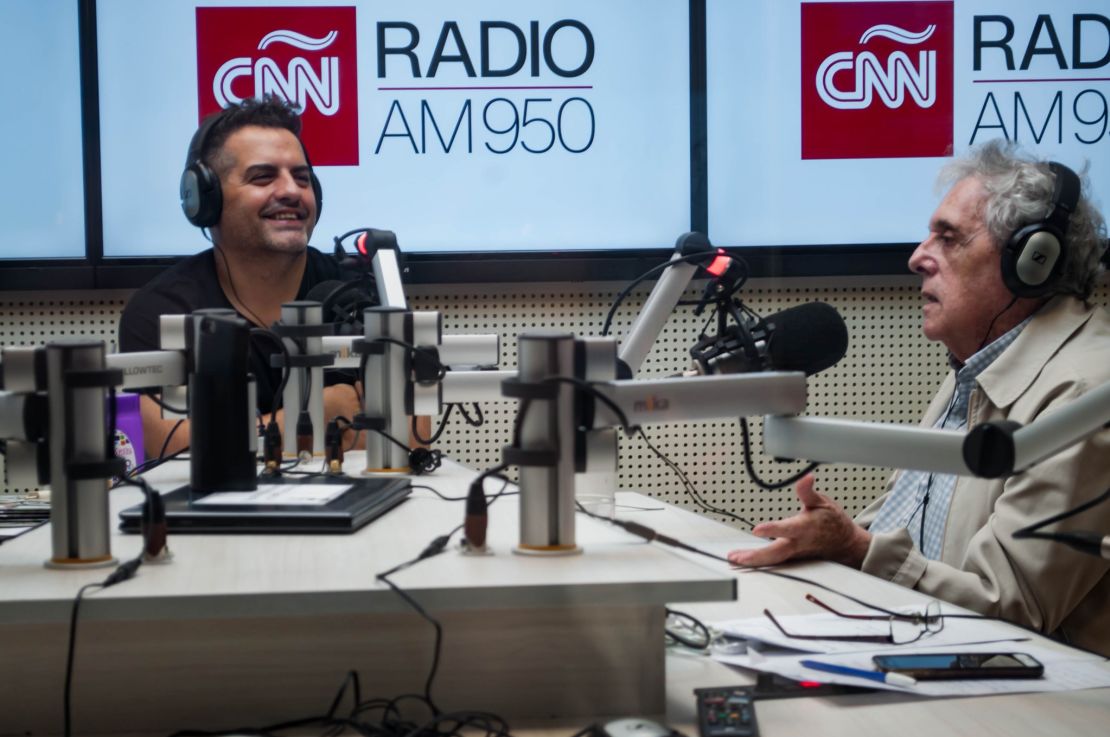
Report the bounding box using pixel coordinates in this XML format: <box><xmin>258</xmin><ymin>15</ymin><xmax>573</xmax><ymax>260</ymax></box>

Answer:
<box><xmin>192</xmin><ymin>484</ymin><xmax>352</xmax><ymax>507</ymax></box>
<box><xmin>713</xmin><ymin>641</ymin><xmax>1110</xmax><ymax>697</ymax></box>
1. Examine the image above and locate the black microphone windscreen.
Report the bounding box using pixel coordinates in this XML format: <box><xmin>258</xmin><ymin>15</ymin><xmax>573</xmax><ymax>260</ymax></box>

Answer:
<box><xmin>305</xmin><ymin>280</ymin><xmax>347</xmax><ymax>303</ymax></box>
<box><xmin>764</xmin><ymin>302</ymin><xmax>848</xmax><ymax>376</ymax></box>
<box><xmin>305</xmin><ymin>280</ymin><xmax>375</xmax><ymax>334</ymax></box>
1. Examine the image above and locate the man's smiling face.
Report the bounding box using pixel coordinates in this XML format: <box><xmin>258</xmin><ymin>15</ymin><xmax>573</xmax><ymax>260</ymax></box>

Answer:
<box><xmin>211</xmin><ymin>125</ymin><xmax>316</xmax><ymax>255</ymax></box>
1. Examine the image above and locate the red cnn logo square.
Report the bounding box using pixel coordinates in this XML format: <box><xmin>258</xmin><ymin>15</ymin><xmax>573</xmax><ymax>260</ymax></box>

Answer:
<box><xmin>196</xmin><ymin>6</ymin><xmax>359</xmax><ymax>166</ymax></box>
<box><xmin>801</xmin><ymin>1</ymin><xmax>953</xmax><ymax>160</ymax></box>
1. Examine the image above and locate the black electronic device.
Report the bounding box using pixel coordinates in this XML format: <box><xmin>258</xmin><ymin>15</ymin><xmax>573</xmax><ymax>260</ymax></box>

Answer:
<box><xmin>872</xmin><ymin>652</ymin><xmax>1044</xmax><ymax>680</ymax></box>
<box><xmin>749</xmin><ymin>672</ymin><xmax>873</xmax><ymax>699</ymax></box>
<box><xmin>118</xmin><ymin>476</ymin><xmax>410</xmax><ymax>534</ymax></box>
<box><xmin>694</xmin><ymin>687</ymin><xmax>758</xmax><ymax>737</ymax></box>
<box><xmin>189</xmin><ymin>310</ymin><xmax>256</xmax><ymax>492</ymax></box>
<box><xmin>1000</xmin><ymin>161</ymin><xmax>1079</xmax><ymax>298</ymax></box>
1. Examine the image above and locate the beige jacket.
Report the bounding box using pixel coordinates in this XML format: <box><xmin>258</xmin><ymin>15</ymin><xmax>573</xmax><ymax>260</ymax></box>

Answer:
<box><xmin>856</xmin><ymin>296</ymin><xmax>1110</xmax><ymax>656</ymax></box>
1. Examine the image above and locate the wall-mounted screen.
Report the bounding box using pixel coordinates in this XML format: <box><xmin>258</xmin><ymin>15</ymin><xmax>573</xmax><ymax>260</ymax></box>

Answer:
<box><xmin>0</xmin><ymin>0</ymin><xmax>86</xmax><ymax>260</ymax></box>
<box><xmin>97</xmin><ymin>0</ymin><xmax>692</xmax><ymax>258</ymax></box>
<box><xmin>707</xmin><ymin>0</ymin><xmax>1110</xmax><ymax>249</ymax></box>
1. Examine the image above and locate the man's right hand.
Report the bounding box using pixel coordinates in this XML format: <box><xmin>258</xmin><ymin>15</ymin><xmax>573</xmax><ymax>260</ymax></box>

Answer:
<box><xmin>727</xmin><ymin>473</ymin><xmax>872</xmax><ymax>569</ymax></box>
<box><xmin>323</xmin><ymin>381</ymin><xmax>362</xmax><ymax>423</ymax></box>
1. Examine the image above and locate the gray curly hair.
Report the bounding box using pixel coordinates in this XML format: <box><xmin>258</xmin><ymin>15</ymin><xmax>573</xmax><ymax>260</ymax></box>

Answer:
<box><xmin>939</xmin><ymin>139</ymin><xmax>1107</xmax><ymax>299</ymax></box>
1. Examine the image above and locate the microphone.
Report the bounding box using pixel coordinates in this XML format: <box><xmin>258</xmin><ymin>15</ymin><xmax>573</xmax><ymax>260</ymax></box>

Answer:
<box><xmin>689</xmin><ymin>301</ymin><xmax>848</xmax><ymax>377</ymax></box>
<box><xmin>305</xmin><ymin>280</ymin><xmax>375</xmax><ymax>335</ymax></box>
<box><xmin>331</xmin><ymin>227</ymin><xmax>406</xmax><ymax>309</ymax></box>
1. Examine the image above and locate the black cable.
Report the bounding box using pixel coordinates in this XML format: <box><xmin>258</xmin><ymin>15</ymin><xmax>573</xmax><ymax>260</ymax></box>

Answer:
<box><xmin>365</xmin><ymin>426</ymin><xmax>441</xmax><ymax>475</ymax></box>
<box><xmin>324</xmin><ymin>670</ymin><xmax>361</xmax><ymax>724</ymax></box>
<box><xmin>1016</xmin><ymin>486</ymin><xmax>1110</xmax><ymax>534</ymax></box>
<box><xmin>738</xmin><ymin>417</ymin><xmax>821</xmax><ymax>490</ymax></box>
<box><xmin>106</xmin><ymin>386</ymin><xmax>119</xmax><ymax>463</ymax></box>
<box><xmin>541</xmin><ymin>375</ymin><xmax>638</xmax><ymax>435</ymax></box>
<box><xmin>119</xmin><ymin>446</ymin><xmax>189</xmax><ymax>481</ymax></box>
<box><xmin>279</xmin><ymin>460</ymin><xmax>330</xmax><ymax>477</ymax></box>
<box><xmin>636</xmin><ymin>427</ymin><xmax>755</xmax><ymax>528</ymax></box>
<box><xmin>600</xmin><ymin>251</ymin><xmax>720</xmax><ymax>337</ymax></box>
<box><xmin>577</xmin><ymin>505</ymin><xmax>1057</xmax><ymax>639</ymax></box>
<box><xmin>374</xmin><ymin>428</ymin><xmax>414</xmax><ymax>454</ymax></box>
<box><xmin>65</xmin><ymin>477</ymin><xmax>154</xmax><ymax>737</ymax></box>
<box><xmin>326</xmin><ymin>415</ymin><xmax>364</xmax><ymax>457</ymax></box>
<box><xmin>510</xmin><ymin>397</ymin><xmax>532</xmax><ymax>449</ymax></box>
<box><xmin>138</xmin><ymin>389</ymin><xmax>188</xmax><ymax>415</ymax></box>
<box><xmin>249</xmin><ymin>327</ymin><xmax>293</xmax><ymax>414</ymax></box>
<box><xmin>374</xmin><ymin>336</ymin><xmax>448</xmax><ymax>382</ymax></box>
<box><xmin>371</xmin><ymin>476</ymin><xmax>513</xmax><ymax>717</ymax></box>
<box><xmin>215</xmin><ymin>244</ymin><xmax>268</xmax><ymax>329</ymax></box>
<box><xmin>374</xmin><ymin>531</ymin><xmax>459</xmax><ymax>716</ymax></box>
<box><xmin>468</xmin><ymin>462</ymin><xmax>512</xmax><ymax>505</ymax></box>
<box><xmin>375</xmin><ymin>574</ymin><xmax>445</xmax><ymax>713</ymax></box>
<box><xmin>1013</xmin><ymin>486</ymin><xmax>1110</xmax><ymax>556</ymax></box>
<box><xmin>412</xmin><ymin>404</ymin><xmax>453</xmax><ymax>446</ymax></box>
<box><xmin>508</xmin><ymin>374</ymin><xmax>750</xmax><ymax>527</ymax></box>
<box><xmin>530</xmin><ymin>374</ymin><xmax>752</xmax><ymax>527</ymax></box>
<box><xmin>408</xmin><ymin>483</ymin><xmax>519</xmax><ymax>503</ymax></box>
<box><xmin>975</xmin><ymin>295</ymin><xmax>1020</xmax><ymax>355</ymax></box>
<box><xmin>65</xmin><ymin>582</ymin><xmax>104</xmax><ymax>737</ymax></box>
<box><xmin>455</xmin><ymin>403</ymin><xmax>483</xmax><ymax>427</ymax></box>
<box><xmin>158</xmin><ymin>418</ymin><xmax>186</xmax><ymax>462</ymax></box>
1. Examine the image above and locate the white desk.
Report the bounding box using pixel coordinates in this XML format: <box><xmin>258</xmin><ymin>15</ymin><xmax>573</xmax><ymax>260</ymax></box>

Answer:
<box><xmin>2</xmin><ymin>461</ymin><xmax>1107</xmax><ymax>737</ymax></box>
<box><xmin>0</xmin><ymin>460</ymin><xmax>735</xmax><ymax>734</ymax></box>
<box><xmin>641</xmin><ymin>499</ymin><xmax>1110</xmax><ymax>737</ymax></box>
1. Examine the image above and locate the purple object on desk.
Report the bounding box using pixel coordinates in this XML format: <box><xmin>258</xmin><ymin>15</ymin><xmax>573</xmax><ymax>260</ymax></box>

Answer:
<box><xmin>113</xmin><ymin>392</ymin><xmax>145</xmax><ymax>474</ymax></box>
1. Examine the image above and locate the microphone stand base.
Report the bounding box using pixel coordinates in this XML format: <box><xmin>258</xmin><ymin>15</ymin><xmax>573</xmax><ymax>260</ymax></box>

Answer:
<box><xmin>513</xmin><ymin>544</ymin><xmax>583</xmax><ymax>557</ymax></box>
<box><xmin>44</xmin><ymin>555</ymin><xmax>118</xmax><ymax>570</ymax></box>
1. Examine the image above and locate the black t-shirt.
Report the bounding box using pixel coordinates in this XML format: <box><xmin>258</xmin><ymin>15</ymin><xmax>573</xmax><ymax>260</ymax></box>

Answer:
<box><xmin>118</xmin><ymin>247</ymin><xmax>354</xmax><ymax>414</ymax></box>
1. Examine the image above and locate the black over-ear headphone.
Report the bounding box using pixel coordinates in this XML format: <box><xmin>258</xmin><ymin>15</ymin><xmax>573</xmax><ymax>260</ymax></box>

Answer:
<box><xmin>1000</xmin><ymin>162</ymin><xmax>1079</xmax><ymax>298</ymax></box>
<box><xmin>179</xmin><ymin>108</ymin><xmax>324</xmax><ymax>228</ymax></box>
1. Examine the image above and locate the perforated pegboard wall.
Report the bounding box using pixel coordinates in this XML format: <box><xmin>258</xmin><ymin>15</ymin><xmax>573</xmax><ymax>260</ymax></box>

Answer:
<box><xmin>3</xmin><ymin>280</ymin><xmax>1107</xmax><ymax>526</ymax></box>
<box><xmin>406</xmin><ymin>276</ymin><xmax>952</xmax><ymax>526</ymax></box>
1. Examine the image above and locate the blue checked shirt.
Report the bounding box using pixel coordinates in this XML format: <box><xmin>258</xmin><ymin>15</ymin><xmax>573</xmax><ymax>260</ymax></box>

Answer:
<box><xmin>868</xmin><ymin>316</ymin><xmax>1034</xmax><ymax>559</ymax></box>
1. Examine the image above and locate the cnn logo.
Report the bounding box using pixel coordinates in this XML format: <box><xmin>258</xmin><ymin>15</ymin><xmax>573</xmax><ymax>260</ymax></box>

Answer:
<box><xmin>801</xmin><ymin>1</ymin><xmax>953</xmax><ymax>160</ymax></box>
<box><xmin>196</xmin><ymin>6</ymin><xmax>359</xmax><ymax>165</ymax></box>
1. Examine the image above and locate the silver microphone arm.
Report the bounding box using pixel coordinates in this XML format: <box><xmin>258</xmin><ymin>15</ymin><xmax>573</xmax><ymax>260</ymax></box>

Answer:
<box><xmin>763</xmin><ymin>379</ymin><xmax>1110</xmax><ymax>478</ymax></box>
<box><xmin>354</xmin><ymin>307</ymin><xmax>512</xmax><ymax>473</ymax></box>
<box><xmin>502</xmin><ymin>331</ymin><xmax>808</xmax><ymax>554</ymax></box>
<box><xmin>616</xmin><ymin>232</ymin><xmax>719</xmax><ymax>378</ymax></box>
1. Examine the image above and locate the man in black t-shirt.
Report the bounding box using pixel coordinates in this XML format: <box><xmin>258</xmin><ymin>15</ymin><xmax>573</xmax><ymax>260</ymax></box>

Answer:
<box><xmin>118</xmin><ymin>97</ymin><xmax>362</xmax><ymax>458</ymax></box>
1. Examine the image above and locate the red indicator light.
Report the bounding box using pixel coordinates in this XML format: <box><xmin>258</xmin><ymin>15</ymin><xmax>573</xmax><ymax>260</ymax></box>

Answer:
<box><xmin>798</xmin><ymin>681</ymin><xmax>825</xmax><ymax>688</ymax></box>
<box><xmin>355</xmin><ymin>231</ymin><xmax>370</xmax><ymax>256</ymax></box>
<box><xmin>706</xmin><ymin>249</ymin><xmax>731</xmax><ymax>277</ymax></box>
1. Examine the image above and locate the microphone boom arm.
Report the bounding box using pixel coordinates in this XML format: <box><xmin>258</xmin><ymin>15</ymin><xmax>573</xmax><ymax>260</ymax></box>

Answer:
<box><xmin>616</xmin><ymin>232</ymin><xmax>721</xmax><ymax>378</ymax></box>
<box><xmin>763</xmin><ymin>379</ymin><xmax>1110</xmax><ymax>478</ymax></box>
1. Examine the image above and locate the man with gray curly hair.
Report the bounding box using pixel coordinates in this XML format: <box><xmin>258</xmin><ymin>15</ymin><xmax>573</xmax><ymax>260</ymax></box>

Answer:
<box><xmin>730</xmin><ymin>140</ymin><xmax>1110</xmax><ymax>656</ymax></box>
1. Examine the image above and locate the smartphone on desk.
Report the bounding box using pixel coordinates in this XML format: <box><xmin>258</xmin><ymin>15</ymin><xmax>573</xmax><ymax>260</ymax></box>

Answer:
<box><xmin>872</xmin><ymin>652</ymin><xmax>1044</xmax><ymax>680</ymax></box>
